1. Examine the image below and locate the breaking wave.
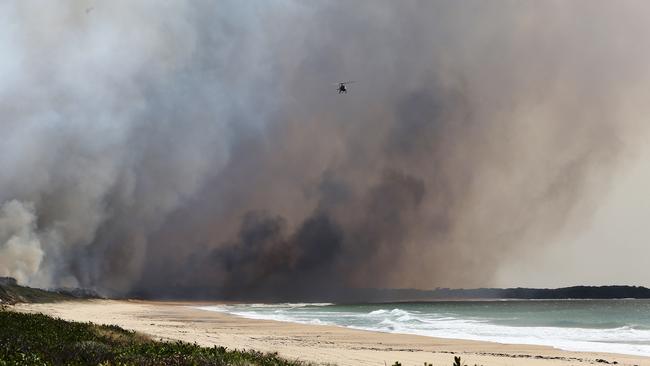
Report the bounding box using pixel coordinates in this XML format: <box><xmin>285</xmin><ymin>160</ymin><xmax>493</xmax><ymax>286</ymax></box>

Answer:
<box><xmin>195</xmin><ymin>301</ymin><xmax>650</xmax><ymax>357</ymax></box>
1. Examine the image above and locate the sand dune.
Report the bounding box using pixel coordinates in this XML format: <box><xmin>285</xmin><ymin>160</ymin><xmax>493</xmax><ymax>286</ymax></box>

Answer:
<box><xmin>14</xmin><ymin>300</ymin><xmax>650</xmax><ymax>366</ymax></box>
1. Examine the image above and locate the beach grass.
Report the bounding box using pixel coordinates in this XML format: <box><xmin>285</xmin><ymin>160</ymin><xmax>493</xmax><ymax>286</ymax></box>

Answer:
<box><xmin>0</xmin><ymin>309</ymin><xmax>310</xmax><ymax>366</ymax></box>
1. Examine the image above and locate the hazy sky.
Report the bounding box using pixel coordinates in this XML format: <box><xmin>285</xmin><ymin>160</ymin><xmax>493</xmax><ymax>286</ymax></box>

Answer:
<box><xmin>1</xmin><ymin>1</ymin><xmax>649</xmax><ymax>299</ymax></box>
<box><xmin>497</xmin><ymin>142</ymin><xmax>650</xmax><ymax>288</ymax></box>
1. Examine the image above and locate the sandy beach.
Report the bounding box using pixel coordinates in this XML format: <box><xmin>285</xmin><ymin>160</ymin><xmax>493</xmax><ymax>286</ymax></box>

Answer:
<box><xmin>12</xmin><ymin>300</ymin><xmax>650</xmax><ymax>366</ymax></box>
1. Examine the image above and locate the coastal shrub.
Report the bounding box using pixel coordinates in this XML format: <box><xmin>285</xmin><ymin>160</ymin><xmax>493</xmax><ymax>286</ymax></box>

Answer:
<box><xmin>391</xmin><ymin>358</ymin><xmax>473</xmax><ymax>366</ymax></box>
<box><xmin>0</xmin><ymin>310</ymin><xmax>309</xmax><ymax>366</ymax></box>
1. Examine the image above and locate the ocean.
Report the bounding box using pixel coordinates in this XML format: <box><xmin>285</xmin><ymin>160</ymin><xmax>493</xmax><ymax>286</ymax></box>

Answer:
<box><xmin>196</xmin><ymin>300</ymin><xmax>650</xmax><ymax>357</ymax></box>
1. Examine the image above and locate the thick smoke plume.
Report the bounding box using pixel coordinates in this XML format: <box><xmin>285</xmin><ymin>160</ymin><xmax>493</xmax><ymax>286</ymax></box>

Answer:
<box><xmin>0</xmin><ymin>201</ymin><xmax>43</xmax><ymax>284</ymax></box>
<box><xmin>1</xmin><ymin>1</ymin><xmax>650</xmax><ymax>300</ymax></box>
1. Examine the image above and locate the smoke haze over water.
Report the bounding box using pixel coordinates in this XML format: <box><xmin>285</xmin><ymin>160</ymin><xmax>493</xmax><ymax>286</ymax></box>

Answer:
<box><xmin>1</xmin><ymin>1</ymin><xmax>650</xmax><ymax>300</ymax></box>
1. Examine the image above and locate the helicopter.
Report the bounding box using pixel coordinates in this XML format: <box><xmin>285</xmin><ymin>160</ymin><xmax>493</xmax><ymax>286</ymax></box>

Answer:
<box><xmin>335</xmin><ymin>81</ymin><xmax>356</xmax><ymax>94</ymax></box>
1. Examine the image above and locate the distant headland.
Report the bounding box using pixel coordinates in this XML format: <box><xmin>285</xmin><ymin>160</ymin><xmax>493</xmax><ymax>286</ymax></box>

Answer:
<box><xmin>347</xmin><ymin>285</ymin><xmax>650</xmax><ymax>303</ymax></box>
<box><xmin>130</xmin><ymin>283</ymin><xmax>650</xmax><ymax>303</ymax></box>
<box><xmin>3</xmin><ymin>276</ymin><xmax>649</xmax><ymax>304</ymax></box>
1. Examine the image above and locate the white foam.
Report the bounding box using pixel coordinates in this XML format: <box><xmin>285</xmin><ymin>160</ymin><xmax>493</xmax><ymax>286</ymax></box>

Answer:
<box><xmin>367</xmin><ymin>309</ymin><xmax>388</xmax><ymax>316</ymax></box>
<box><xmin>195</xmin><ymin>304</ymin><xmax>650</xmax><ymax>357</ymax></box>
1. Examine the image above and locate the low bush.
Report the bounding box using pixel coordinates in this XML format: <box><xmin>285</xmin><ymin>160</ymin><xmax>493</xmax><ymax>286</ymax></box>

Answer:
<box><xmin>0</xmin><ymin>310</ymin><xmax>307</xmax><ymax>366</ymax></box>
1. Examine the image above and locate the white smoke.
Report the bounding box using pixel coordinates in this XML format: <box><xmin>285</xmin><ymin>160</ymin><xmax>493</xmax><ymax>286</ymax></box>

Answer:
<box><xmin>0</xmin><ymin>200</ymin><xmax>43</xmax><ymax>284</ymax></box>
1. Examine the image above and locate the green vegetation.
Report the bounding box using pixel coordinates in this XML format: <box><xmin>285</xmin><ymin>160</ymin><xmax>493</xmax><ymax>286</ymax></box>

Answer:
<box><xmin>0</xmin><ymin>285</ymin><xmax>70</xmax><ymax>304</ymax></box>
<box><xmin>453</xmin><ymin>356</ymin><xmax>464</xmax><ymax>366</ymax></box>
<box><xmin>389</xmin><ymin>357</ymin><xmax>476</xmax><ymax>366</ymax></box>
<box><xmin>0</xmin><ymin>310</ymin><xmax>308</xmax><ymax>366</ymax></box>
<box><xmin>0</xmin><ymin>277</ymin><xmax>73</xmax><ymax>304</ymax></box>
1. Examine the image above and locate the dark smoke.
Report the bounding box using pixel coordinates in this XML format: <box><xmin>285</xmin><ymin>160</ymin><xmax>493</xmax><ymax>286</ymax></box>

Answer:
<box><xmin>2</xmin><ymin>1</ymin><xmax>650</xmax><ymax>299</ymax></box>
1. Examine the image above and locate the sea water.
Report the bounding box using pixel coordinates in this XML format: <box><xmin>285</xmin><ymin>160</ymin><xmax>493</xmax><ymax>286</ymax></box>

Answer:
<box><xmin>196</xmin><ymin>300</ymin><xmax>650</xmax><ymax>357</ymax></box>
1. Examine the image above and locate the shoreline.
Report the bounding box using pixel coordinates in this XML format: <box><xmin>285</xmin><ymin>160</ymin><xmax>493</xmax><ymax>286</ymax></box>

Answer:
<box><xmin>196</xmin><ymin>301</ymin><xmax>650</xmax><ymax>358</ymax></box>
<box><xmin>13</xmin><ymin>300</ymin><xmax>650</xmax><ymax>366</ymax></box>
